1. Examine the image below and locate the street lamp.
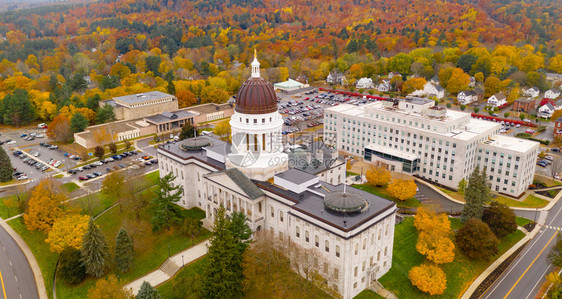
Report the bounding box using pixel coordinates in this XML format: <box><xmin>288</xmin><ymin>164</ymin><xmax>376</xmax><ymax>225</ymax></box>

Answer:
<box><xmin>168</xmin><ymin>245</ymin><xmax>170</xmax><ymax>258</ymax></box>
<box><xmin>182</xmin><ymin>255</ymin><xmax>184</xmax><ymax>267</ymax></box>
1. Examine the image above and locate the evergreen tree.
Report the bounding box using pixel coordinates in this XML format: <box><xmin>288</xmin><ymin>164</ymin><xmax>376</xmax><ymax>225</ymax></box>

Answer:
<box><xmin>136</xmin><ymin>281</ymin><xmax>161</xmax><ymax>299</ymax></box>
<box><xmin>58</xmin><ymin>247</ymin><xmax>86</xmax><ymax>285</ymax></box>
<box><xmin>0</xmin><ymin>89</ymin><xmax>36</xmax><ymax>126</ymax></box>
<box><xmin>0</xmin><ymin>146</ymin><xmax>13</xmax><ymax>182</ymax></box>
<box><xmin>201</xmin><ymin>206</ymin><xmax>244</xmax><ymax>299</ymax></box>
<box><xmin>179</xmin><ymin>123</ymin><xmax>196</xmax><ymax>140</ymax></box>
<box><xmin>114</xmin><ymin>228</ymin><xmax>134</xmax><ymax>273</ymax></box>
<box><xmin>229</xmin><ymin>212</ymin><xmax>252</xmax><ymax>252</ymax></box>
<box><xmin>167</xmin><ymin>80</ymin><xmax>176</xmax><ymax>95</ymax></box>
<box><xmin>150</xmin><ymin>173</ymin><xmax>184</xmax><ymax>232</ymax></box>
<box><xmin>70</xmin><ymin>112</ymin><xmax>89</xmax><ymax>133</ymax></box>
<box><xmin>81</xmin><ymin>218</ymin><xmax>109</xmax><ymax>277</ymax></box>
<box><xmin>96</xmin><ymin>105</ymin><xmax>115</xmax><ymax>124</ymax></box>
<box><xmin>482</xmin><ymin>201</ymin><xmax>517</xmax><ymax>238</ymax></box>
<box><xmin>461</xmin><ymin>166</ymin><xmax>489</xmax><ymax>223</ymax></box>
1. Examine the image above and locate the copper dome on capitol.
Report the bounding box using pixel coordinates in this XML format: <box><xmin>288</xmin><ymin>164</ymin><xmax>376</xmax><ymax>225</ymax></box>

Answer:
<box><xmin>234</xmin><ymin>76</ymin><xmax>278</xmax><ymax>114</ymax></box>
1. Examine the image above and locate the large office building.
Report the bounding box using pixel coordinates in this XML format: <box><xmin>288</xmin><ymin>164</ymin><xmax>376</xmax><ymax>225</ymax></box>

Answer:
<box><xmin>157</xmin><ymin>55</ymin><xmax>396</xmax><ymax>298</ymax></box>
<box><xmin>324</xmin><ymin>98</ymin><xmax>539</xmax><ymax>197</ymax></box>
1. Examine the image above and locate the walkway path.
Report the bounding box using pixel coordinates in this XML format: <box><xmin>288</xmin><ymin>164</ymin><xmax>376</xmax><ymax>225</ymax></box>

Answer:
<box><xmin>124</xmin><ymin>240</ymin><xmax>209</xmax><ymax>295</ymax></box>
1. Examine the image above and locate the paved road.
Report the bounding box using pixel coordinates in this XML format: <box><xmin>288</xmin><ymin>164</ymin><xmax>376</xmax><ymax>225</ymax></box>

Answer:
<box><xmin>414</xmin><ymin>182</ymin><xmax>464</xmax><ymax>213</ymax></box>
<box><xmin>0</xmin><ymin>224</ymin><xmax>38</xmax><ymax>299</ymax></box>
<box><xmin>482</xmin><ymin>200</ymin><xmax>562</xmax><ymax>299</ymax></box>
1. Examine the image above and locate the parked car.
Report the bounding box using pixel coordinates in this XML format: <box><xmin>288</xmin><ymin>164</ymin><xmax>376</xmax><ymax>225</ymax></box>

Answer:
<box><xmin>38</xmin><ymin>123</ymin><xmax>47</xmax><ymax>129</ymax></box>
<box><xmin>49</xmin><ymin>145</ymin><xmax>58</xmax><ymax>149</ymax></box>
<box><xmin>104</xmin><ymin>157</ymin><xmax>114</xmax><ymax>163</ymax></box>
<box><xmin>78</xmin><ymin>176</ymin><xmax>88</xmax><ymax>181</ymax></box>
<box><xmin>32</xmin><ymin>152</ymin><xmax>40</xmax><ymax>157</ymax></box>
<box><xmin>20</xmin><ymin>134</ymin><xmax>27</xmax><ymax>137</ymax></box>
<box><xmin>552</xmin><ymin>148</ymin><xmax>560</xmax><ymax>152</ymax></box>
<box><xmin>118</xmin><ymin>164</ymin><xmax>126</xmax><ymax>168</ymax></box>
<box><xmin>6</xmin><ymin>140</ymin><xmax>16</xmax><ymax>145</ymax></box>
<box><xmin>93</xmin><ymin>171</ymin><xmax>103</xmax><ymax>177</ymax></box>
<box><xmin>53</xmin><ymin>161</ymin><xmax>62</xmax><ymax>168</ymax></box>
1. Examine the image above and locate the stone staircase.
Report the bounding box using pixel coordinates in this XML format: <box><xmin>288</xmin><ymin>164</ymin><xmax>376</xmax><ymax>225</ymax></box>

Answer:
<box><xmin>369</xmin><ymin>281</ymin><xmax>398</xmax><ymax>299</ymax></box>
<box><xmin>159</xmin><ymin>258</ymin><xmax>181</xmax><ymax>277</ymax></box>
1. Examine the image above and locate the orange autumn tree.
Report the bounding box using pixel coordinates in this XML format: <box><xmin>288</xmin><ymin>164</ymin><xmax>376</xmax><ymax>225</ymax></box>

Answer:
<box><xmin>365</xmin><ymin>166</ymin><xmax>392</xmax><ymax>187</ymax></box>
<box><xmin>386</xmin><ymin>179</ymin><xmax>417</xmax><ymax>201</ymax></box>
<box><xmin>45</xmin><ymin>214</ymin><xmax>89</xmax><ymax>252</ymax></box>
<box><xmin>414</xmin><ymin>208</ymin><xmax>455</xmax><ymax>264</ymax></box>
<box><xmin>46</xmin><ymin>115</ymin><xmax>73</xmax><ymax>143</ymax></box>
<box><xmin>24</xmin><ymin>178</ymin><xmax>67</xmax><ymax>232</ymax></box>
<box><xmin>408</xmin><ymin>264</ymin><xmax>447</xmax><ymax>295</ymax></box>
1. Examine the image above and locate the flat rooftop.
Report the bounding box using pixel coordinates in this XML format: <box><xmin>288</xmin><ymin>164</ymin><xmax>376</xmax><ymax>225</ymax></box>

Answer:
<box><xmin>114</xmin><ymin>91</ymin><xmax>174</xmax><ymax>105</ymax></box>
<box><xmin>404</xmin><ymin>97</ymin><xmax>433</xmax><ymax>105</ymax></box>
<box><xmin>185</xmin><ymin>103</ymin><xmax>234</xmax><ymax>114</ymax></box>
<box><xmin>256</xmin><ymin>181</ymin><xmax>396</xmax><ymax>233</ymax></box>
<box><xmin>366</xmin><ymin>143</ymin><xmax>419</xmax><ymax>160</ymax></box>
<box><xmin>144</xmin><ymin>110</ymin><xmax>195</xmax><ymax>124</ymax></box>
<box><xmin>157</xmin><ymin>136</ymin><xmax>227</xmax><ymax>170</ymax></box>
<box><xmin>275</xmin><ymin>168</ymin><xmax>317</xmax><ymax>184</ymax></box>
<box><xmin>480</xmin><ymin>134</ymin><xmax>539</xmax><ymax>153</ymax></box>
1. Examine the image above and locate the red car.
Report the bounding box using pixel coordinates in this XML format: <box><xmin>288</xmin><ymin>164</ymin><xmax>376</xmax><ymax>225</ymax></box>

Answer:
<box><xmin>78</xmin><ymin>176</ymin><xmax>88</xmax><ymax>181</ymax></box>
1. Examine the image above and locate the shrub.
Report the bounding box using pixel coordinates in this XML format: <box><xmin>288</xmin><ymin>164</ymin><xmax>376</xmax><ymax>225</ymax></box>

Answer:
<box><xmin>408</xmin><ymin>264</ymin><xmax>447</xmax><ymax>295</ymax></box>
<box><xmin>456</xmin><ymin>218</ymin><xmax>499</xmax><ymax>260</ymax></box>
<box><xmin>58</xmin><ymin>247</ymin><xmax>86</xmax><ymax>285</ymax></box>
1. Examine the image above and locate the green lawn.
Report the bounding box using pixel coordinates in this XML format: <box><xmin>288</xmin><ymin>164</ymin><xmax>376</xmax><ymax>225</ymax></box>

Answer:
<box><xmin>516</xmin><ymin>217</ymin><xmax>533</xmax><ymax>227</ymax></box>
<box><xmin>0</xmin><ymin>193</ymin><xmax>27</xmax><ymax>219</ymax></box>
<box><xmin>379</xmin><ymin>217</ymin><xmax>525</xmax><ymax>298</ymax></box>
<box><xmin>8</xmin><ymin>217</ymin><xmax>58</xmax><ymax>299</ymax></box>
<box><xmin>347</xmin><ymin>171</ymin><xmax>360</xmax><ymax>177</ymax></box>
<box><xmin>354</xmin><ymin>290</ymin><xmax>385</xmax><ymax>299</ymax></box>
<box><xmin>56</xmin><ymin>205</ymin><xmax>210</xmax><ymax>299</ymax></box>
<box><xmin>156</xmin><ymin>257</ymin><xmax>208</xmax><ymax>298</ymax></box>
<box><xmin>61</xmin><ymin>182</ymin><xmax>79</xmax><ymax>193</ymax></box>
<box><xmin>353</xmin><ymin>184</ymin><xmax>421</xmax><ymax>208</ymax></box>
<box><xmin>494</xmin><ymin>194</ymin><xmax>549</xmax><ymax>208</ymax></box>
<box><xmin>534</xmin><ymin>175</ymin><xmax>562</xmax><ymax>187</ymax></box>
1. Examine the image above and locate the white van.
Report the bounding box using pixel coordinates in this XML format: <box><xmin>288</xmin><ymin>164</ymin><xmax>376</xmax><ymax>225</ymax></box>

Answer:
<box><xmin>38</xmin><ymin>123</ymin><xmax>47</xmax><ymax>128</ymax></box>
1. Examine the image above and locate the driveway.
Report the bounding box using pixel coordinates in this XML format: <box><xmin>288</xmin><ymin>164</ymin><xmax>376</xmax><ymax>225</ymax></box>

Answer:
<box><xmin>414</xmin><ymin>182</ymin><xmax>463</xmax><ymax>213</ymax></box>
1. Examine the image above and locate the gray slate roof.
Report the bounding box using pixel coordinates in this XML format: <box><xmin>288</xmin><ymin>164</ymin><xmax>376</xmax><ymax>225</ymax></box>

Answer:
<box><xmin>224</xmin><ymin>168</ymin><xmax>264</xmax><ymax>200</ymax></box>
<box><xmin>114</xmin><ymin>91</ymin><xmax>174</xmax><ymax>105</ymax></box>
<box><xmin>145</xmin><ymin>110</ymin><xmax>195</xmax><ymax>124</ymax></box>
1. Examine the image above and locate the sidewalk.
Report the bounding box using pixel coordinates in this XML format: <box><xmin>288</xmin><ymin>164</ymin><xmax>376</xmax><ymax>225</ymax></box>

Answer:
<box><xmin>124</xmin><ymin>240</ymin><xmax>210</xmax><ymax>295</ymax></box>
<box><xmin>461</xmin><ymin>225</ymin><xmax>541</xmax><ymax>299</ymax></box>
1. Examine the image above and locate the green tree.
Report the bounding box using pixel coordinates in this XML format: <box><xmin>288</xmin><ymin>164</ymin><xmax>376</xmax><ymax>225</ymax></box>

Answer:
<box><xmin>460</xmin><ymin>104</ymin><xmax>466</xmax><ymax>111</ymax></box>
<box><xmin>115</xmin><ymin>228</ymin><xmax>134</xmax><ymax>273</ymax></box>
<box><xmin>482</xmin><ymin>201</ymin><xmax>517</xmax><ymax>238</ymax></box>
<box><xmin>456</xmin><ymin>54</ymin><xmax>478</xmax><ymax>74</ymax></box>
<box><xmin>461</xmin><ymin>166</ymin><xmax>489</xmax><ymax>223</ymax></box>
<box><xmin>0</xmin><ymin>89</ymin><xmax>36</xmax><ymax>126</ymax></box>
<box><xmin>179</xmin><ymin>123</ymin><xmax>196</xmax><ymax>140</ymax></box>
<box><xmin>124</xmin><ymin>140</ymin><xmax>131</xmax><ymax>150</ymax></box>
<box><xmin>474</xmin><ymin>107</ymin><xmax>479</xmax><ymax>113</ymax></box>
<box><xmin>96</xmin><ymin>105</ymin><xmax>115</xmax><ymax>124</ymax></box>
<box><xmin>145</xmin><ymin>56</ymin><xmax>162</xmax><ymax>77</ymax></box>
<box><xmin>167</xmin><ymin>80</ymin><xmax>176</xmax><ymax>95</ymax></box>
<box><xmin>388</xmin><ymin>53</ymin><xmax>413</xmax><ymax>75</ymax></box>
<box><xmin>71</xmin><ymin>112</ymin><xmax>89</xmax><ymax>133</ymax></box>
<box><xmin>229</xmin><ymin>212</ymin><xmax>252</xmax><ymax>252</ymax></box>
<box><xmin>201</xmin><ymin>206</ymin><xmax>244</xmax><ymax>299</ymax></box>
<box><xmin>136</xmin><ymin>281</ymin><xmax>161</xmax><ymax>299</ymax></box>
<box><xmin>520</xmin><ymin>114</ymin><xmax>525</xmax><ymax>121</ymax></box>
<box><xmin>150</xmin><ymin>173</ymin><xmax>184</xmax><ymax>232</ymax></box>
<box><xmin>0</xmin><ymin>146</ymin><xmax>13</xmax><ymax>182</ymax></box>
<box><xmin>504</xmin><ymin>112</ymin><xmax>510</xmax><ymax>118</ymax></box>
<box><xmin>549</xmin><ymin>233</ymin><xmax>562</xmax><ymax>267</ymax></box>
<box><xmin>456</xmin><ymin>218</ymin><xmax>499</xmax><ymax>260</ymax></box>
<box><xmin>457</xmin><ymin>178</ymin><xmax>467</xmax><ymax>193</ymax></box>
<box><xmin>58</xmin><ymin>247</ymin><xmax>86</xmax><ymax>285</ymax></box>
<box><xmin>81</xmin><ymin>217</ymin><xmax>109</xmax><ymax>277</ymax></box>
<box><xmin>94</xmin><ymin>146</ymin><xmax>105</xmax><ymax>161</ymax></box>
<box><xmin>182</xmin><ymin>218</ymin><xmax>202</xmax><ymax>246</ymax></box>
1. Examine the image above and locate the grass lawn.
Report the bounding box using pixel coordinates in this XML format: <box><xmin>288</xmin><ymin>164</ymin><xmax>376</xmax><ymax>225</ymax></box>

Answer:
<box><xmin>494</xmin><ymin>194</ymin><xmax>549</xmax><ymax>208</ymax></box>
<box><xmin>0</xmin><ymin>193</ymin><xmax>27</xmax><ymax>219</ymax></box>
<box><xmin>156</xmin><ymin>257</ymin><xmax>208</xmax><ymax>298</ymax></box>
<box><xmin>61</xmin><ymin>182</ymin><xmax>79</xmax><ymax>193</ymax></box>
<box><xmin>353</xmin><ymin>290</ymin><xmax>385</xmax><ymax>299</ymax></box>
<box><xmin>534</xmin><ymin>175</ymin><xmax>562</xmax><ymax>187</ymax></box>
<box><xmin>379</xmin><ymin>217</ymin><xmax>525</xmax><ymax>298</ymax></box>
<box><xmin>347</xmin><ymin>171</ymin><xmax>360</xmax><ymax>177</ymax></box>
<box><xmin>516</xmin><ymin>216</ymin><xmax>533</xmax><ymax>227</ymax></box>
<box><xmin>56</xmin><ymin>205</ymin><xmax>210</xmax><ymax>299</ymax></box>
<box><xmin>353</xmin><ymin>184</ymin><xmax>421</xmax><ymax>208</ymax></box>
<box><xmin>8</xmin><ymin>217</ymin><xmax>58</xmax><ymax>299</ymax></box>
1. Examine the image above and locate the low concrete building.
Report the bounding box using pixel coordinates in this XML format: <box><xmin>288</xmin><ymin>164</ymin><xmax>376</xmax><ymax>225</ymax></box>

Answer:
<box><xmin>185</xmin><ymin>103</ymin><xmax>234</xmax><ymax>123</ymax></box>
<box><xmin>74</xmin><ymin>119</ymin><xmax>155</xmax><ymax>149</ymax></box>
<box><xmin>100</xmin><ymin>91</ymin><xmax>178</xmax><ymax>121</ymax></box>
<box><xmin>145</xmin><ymin>110</ymin><xmax>195</xmax><ymax>134</ymax></box>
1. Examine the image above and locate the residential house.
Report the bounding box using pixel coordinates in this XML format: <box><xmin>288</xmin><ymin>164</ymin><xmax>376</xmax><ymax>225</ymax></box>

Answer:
<box><xmin>457</xmin><ymin>90</ymin><xmax>478</xmax><ymax>105</ymax></box>
<box><xmin>327</xmin><ymin>71</ymin><xmax>347</xmax><ymax>85</ymax></box>
<box><xmin>487</xmin><ymin>92</ymin><xmax>507</xmax><ymax>108</ymax></box>
<box><xmin>356</xmin><ymin>77</ymin><xmax>374</xmax><ymax>89</ymax></box>
<box><xmin>513</xmin><ymin>97</ymin><xmax>536</xmax><ymax>112</ymax></box>
<box><xmin>377</xmin><ymin>80</ymin><xmax>391</xmax><ymax>92</ymax></box>
<box><xmin>538</xmin><ymin>103</ymin><xmax>556</xmax><ymax>119</ymax></box>
<box><xmin>546</xmin><ymin>73</ymin><xmax>562</xmax><ymax>83</ymax></box>
<box><xmin>524</xmin><ymin>87</ymin><xmax>540</xmax><ymax>98</ymax></box>
<box><xmin>545</xmin><ymin>89</ymin><xmax>561</xmax><ymax>99</ymax></box>
<box><xmin>388</xmin><ymin>71</ymin><xmax>400</xmax><ymax>79</ymax></box>
<box><xmin>430</xmin><ymin>76</ymin><xmax>439</xmax><ymax>85</ymax></box>
<box><xmin>425</xmin><ymin>82</ymin><xmax>445</xmax><ymax>99</ymax></box>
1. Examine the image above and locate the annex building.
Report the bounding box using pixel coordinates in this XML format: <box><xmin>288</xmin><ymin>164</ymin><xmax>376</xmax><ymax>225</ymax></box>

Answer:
<box><xmin>324</xmin><ymin>97</ymin><xmax>539</xmax><ymax>197</ymax></box>
<box><xmin>157</xmin><ymin>55</ymin><xmax>396</xmax><ymax>299</ymax></box>
<box><xmin>100</xmin><ymin>91</ymin><xmax>179</xmax><ymax>121</ymax></box>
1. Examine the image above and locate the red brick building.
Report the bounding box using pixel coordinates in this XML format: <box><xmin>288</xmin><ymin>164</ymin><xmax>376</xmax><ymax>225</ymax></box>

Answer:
<box><xmin>555</xmin><ymin>116</ymin><xmax>562</xmax><ymax>139</ymax></box>
<box><xmin>513</xmin><ymin>97</ymin><xmax>536</xmax><ymax>112</ymax></box>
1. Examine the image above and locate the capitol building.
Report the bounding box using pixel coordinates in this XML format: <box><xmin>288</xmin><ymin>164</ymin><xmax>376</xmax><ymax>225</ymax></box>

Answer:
<box><xmin>157</xmin><ymin>54</ymin><xmax>396</xmax><ymax>299</ymax></box>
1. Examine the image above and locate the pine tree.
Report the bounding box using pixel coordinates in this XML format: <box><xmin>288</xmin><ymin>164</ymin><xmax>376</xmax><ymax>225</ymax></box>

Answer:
<box><xmin>58</xmin><ymin>247</ymin><xmax>86</xmax><ymax>285</ymax></box>
<box><xmin>229</xmin><ymin>212</ymin><xmax>252</xmax><ymax>252</ymax></box>
<box><xmin>150</xmin><ymin>173</ymin><xmax>184</xmax><ymax>232</ymax></box>
<box><xmin>81</xmin><ymin>218</ymin><xmax>109</xmax><ymax>277</ymax></box>
<box><xmin>136</xmin><ymin>281</ymin><xmax>161</xmax><ymax>299</ymax></box>
<box><xmin>114</xmin><ymin>228</ymin><xmax>134</xmax><ymax>273</ymax></box>
<box><xmin>201</xmin><ymin>206</ymin><xmax>244</xmax><ymax>299</ymax></box>
<box><xmin>0</xmin><ymin>146</ymin><xmax>13</xmax><ymax>182</ymax></box>
<box><xmin>71</xmin><ymin>112</ymin><xmax>89</xmax><ymax>133</ymax></box>
<box><xmin>461</xmin><ymin>166</ymin><xmax>490</xmax><ymax>223</ymax></box>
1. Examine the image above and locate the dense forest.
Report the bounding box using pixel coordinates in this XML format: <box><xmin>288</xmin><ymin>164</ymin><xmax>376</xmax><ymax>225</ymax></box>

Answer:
<box><xmin>0</xmin><ymin>0</ymin><xmax>559</xmax><ymax>127</ymax></box>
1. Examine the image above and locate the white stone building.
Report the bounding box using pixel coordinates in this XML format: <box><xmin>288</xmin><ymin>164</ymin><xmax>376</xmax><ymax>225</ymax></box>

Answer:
<box><xmin>457</xmin><ymin>90</ymin><xmax>478</xmax><ymax>105</ymax></box>
<box><xmin>323</xmin><ymin>98</ymin><xmax>539</xmax><ymax>197</ymax></box>
<box><xmin>525</xmin><ymin>87</ymin><xmax>540</xmax><ymax>98</ymax></box>
<box><xmin>538</xmin><ymin>103</ymin><xmax>556</xmax><ymax>119</ymax></box>
<box><xmin>411</xmin><ymin>82</ymin><xmax>445</xmax><ymax>99</ymax></box>
<box><xmin>377</xmin><ymin>80</ymin><xmax>391</xmax><ymax>92</ymax></box>
<box><xmin>157</xmin><ymin>55</ymin><xmax>396</xmax><ymax>299</ymax></box>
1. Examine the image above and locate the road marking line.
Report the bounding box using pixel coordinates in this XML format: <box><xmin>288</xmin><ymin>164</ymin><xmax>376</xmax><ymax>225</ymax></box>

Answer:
<box><xmin>503</xmin><ymin>230</ymin><xmax>558</xmax><ymax>299</ymax></box>
<box><xmin>0</xmin><ymin>269</ymin><xmax>6</xmax><ymax>299</ymax></box>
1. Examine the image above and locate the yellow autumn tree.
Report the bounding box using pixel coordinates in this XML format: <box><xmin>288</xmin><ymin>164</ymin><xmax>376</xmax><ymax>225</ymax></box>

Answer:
<box><xmin>414</xmin><ymin>207</ymin><xmax>455</xmax><ymax>264</ymax></box>
<box><xmin>365</xmin><ymin>166</ymin><xmax>392</xmax><ymax>187</ymax></box>
<box><xmin>213</xmin><ymin>119</ymin><xmax>231</xmax><ymax>141</ymax></box>
<box><xmin>24</xmin><ymin>179</ymin><xmax>67</xmax><ymax>232</ymax></box>
<box><xmin>446</xmin><ymin>68</ymin><xmax>470</xmax><ymax>94</ymax></box>
<box><xmin>402</xmin><ymin>77</ymin><xmax>427</xmax><ymax>94</ymax></box>
<box><xmin>45</xmin><ymin>214</ymin><xmax>89</xmax><ymax>253</ymax></box>
<box><xmin>386</xmin><ymin>179</ymin><xmax>417</xmax><ymax>201</ymax></box>
<box><xmin>409</xmin><ymin>264</ymin><xmax>447</xmax><ymax>295</ymax></box>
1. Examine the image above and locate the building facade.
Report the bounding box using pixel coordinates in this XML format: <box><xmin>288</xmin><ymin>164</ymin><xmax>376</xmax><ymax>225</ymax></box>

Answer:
<box><xmin>324</xmin><ymin>98</ymin><xmax>539</xmax><ymax>197</ymax></box>
<box><xmin>513</xmin><ymin>97</ymin><xmax>536</xmax><ymax>113</ymax></box>
<box><xmin>157</xmin><ymin>56</ymin><xmax>394</xmax><ymax>299</ymax></box>
<box><xmin>100</xmin><ymin>91</ymin><xmax>179</xmax><ymax>121</ymax></box>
